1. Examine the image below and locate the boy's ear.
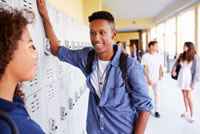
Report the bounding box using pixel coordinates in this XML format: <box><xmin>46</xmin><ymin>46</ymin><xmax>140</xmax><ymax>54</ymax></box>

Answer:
<box><xmin>112</xmin><ymin>30</ymin><xmax>117</xmax><ymax>39</ymax></box>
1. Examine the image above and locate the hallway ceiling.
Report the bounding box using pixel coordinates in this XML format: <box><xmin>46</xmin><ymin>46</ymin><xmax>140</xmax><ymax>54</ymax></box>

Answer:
<box><xmin>102</xmin><ymin>0</ymin><xmax>177</xmax><ymax>19</ymax></box>
<box><xmin>102</xmin><ymin>0</ymin><xmax>197</xmax><ymax>31</ymax></box>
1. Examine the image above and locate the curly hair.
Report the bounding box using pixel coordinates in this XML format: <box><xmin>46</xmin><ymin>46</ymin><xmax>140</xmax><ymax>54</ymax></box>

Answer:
<box><xmin>0</xmin><ymin>7</ymin><xmax>34</xmax><ymax>80</ymax></box>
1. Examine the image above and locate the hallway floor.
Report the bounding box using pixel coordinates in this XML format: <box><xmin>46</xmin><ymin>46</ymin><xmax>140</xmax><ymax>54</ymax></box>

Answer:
<box><xmin>146</xmin><ymin>74</ymin><xmax>200</xmax><ymax>134</ymax></box>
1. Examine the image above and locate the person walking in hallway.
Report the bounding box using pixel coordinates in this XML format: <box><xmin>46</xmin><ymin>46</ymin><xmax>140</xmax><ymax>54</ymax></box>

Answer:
<box><xmin>142</xmin><ymin>41</ymin><xmax>164</xmax><ymax>118</ymax></box>
<box><xmin>172</xmin><ymin>42</ymin><xmax>199</xmax><ymax>123</ymax></box>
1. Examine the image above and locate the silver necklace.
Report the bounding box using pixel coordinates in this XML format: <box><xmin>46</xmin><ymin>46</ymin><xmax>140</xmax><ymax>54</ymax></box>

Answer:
<box><xmin>96</xmin><ymin>60</ymin><xmax>110</xmax><ymax>95</ymax></box>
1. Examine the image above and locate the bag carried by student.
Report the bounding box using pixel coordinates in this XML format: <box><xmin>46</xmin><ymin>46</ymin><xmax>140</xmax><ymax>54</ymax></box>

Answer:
<box><xmin>171</xmin><ymin>63</ymin><xmax>181</xmax><ymax>80</ymax></box>
<box><xmin>171</xmin><ymin>54</ymin><xmax>182</xmax><ymax>80</ymax></box>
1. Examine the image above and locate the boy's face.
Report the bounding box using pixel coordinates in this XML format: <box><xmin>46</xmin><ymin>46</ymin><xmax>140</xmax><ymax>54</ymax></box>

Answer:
<box><xmin>149</xmin><ymin>43</ymin><xmax>158</xmax><ymax>53</ymax></box>
<box><xmin>89</xmin><ymin>19</ymin><xmax>116</xmax><ymax>55</ymax></box>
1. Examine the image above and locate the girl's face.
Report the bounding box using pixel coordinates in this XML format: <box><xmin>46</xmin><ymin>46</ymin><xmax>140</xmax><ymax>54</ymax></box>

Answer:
<box><xmin>6</xmin><ymin>27</ymin><xmax>38</xmax><ymax>82</ymax></box>
<box><xmin>183</xmin><ymin>45</ymin><xmax>188</xmax><ymax>52</ymax></box>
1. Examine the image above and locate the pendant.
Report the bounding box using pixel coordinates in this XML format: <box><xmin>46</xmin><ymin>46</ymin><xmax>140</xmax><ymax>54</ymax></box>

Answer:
<box><xmin>99</xmin><ymin>82</ymin><xmax>103</xmax><ymax>85</ymax></box>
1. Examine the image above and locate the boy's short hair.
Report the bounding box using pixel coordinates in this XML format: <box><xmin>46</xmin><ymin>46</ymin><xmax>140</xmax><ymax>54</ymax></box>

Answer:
<box><xmin>88</xmin><ymin>11</ymin><xmax>115</xmax><ymax>23</ymax></box>
<box><xmin>148</xmin><ymin>41</ymin><xmax>158</xmax><ymax>48</ymax></box>
<box><xmin>88</xmin><ymin>11</ymin><xmax>115</xmax><ymax>29</ymax></box>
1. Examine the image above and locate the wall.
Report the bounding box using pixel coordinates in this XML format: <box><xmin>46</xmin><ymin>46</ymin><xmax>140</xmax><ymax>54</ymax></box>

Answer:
<box><xmin>47</xmin><ymin>0</ymin><xmax>103</xmax><ymax>25</ymax></box>
<box><xmin>155</xmin><ymin>0</ymin><xmax>200</xmax><ymax>23</ymax></box>
<box><xmin>83</xmin><ymin>0</ymin><xmax>102</xmax><ymax>24</ymax></box>
<box><xmin>48</xmin><ymin>0</ymin><xmax>85</xmax><ymax>24</ymax></box>
<box><xmin>115</xmin><ymin>32</ymin><xmax>139</xmax><ymax>43</ymax></box>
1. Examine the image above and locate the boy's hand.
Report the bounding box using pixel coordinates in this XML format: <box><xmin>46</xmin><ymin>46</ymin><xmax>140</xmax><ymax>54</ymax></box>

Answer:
<box><xmin>37</xmin><ymin>0</ymin><xmax>48</xmax><ymax>18</ymax></box>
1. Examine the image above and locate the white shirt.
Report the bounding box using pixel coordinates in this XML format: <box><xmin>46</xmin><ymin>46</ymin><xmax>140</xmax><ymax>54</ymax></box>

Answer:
<box><xmin>141</xmin><ymin>52</ymin><xmax>164</xmax><ymax>82</ymax></box>
<box><xmin>90</xmin><ymin>60</ymin><xmax>110</xmax><ymax>98</ymax></box>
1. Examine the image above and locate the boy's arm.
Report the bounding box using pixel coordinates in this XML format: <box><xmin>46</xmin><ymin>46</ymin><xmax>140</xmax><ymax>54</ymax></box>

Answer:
<box><xmin>37</xmin><ymin>0</ymin><xmax>59</xmax><ymax>56</ymax></box>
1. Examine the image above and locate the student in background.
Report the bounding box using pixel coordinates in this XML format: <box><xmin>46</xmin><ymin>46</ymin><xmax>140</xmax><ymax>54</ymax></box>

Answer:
<box><xmin>0</xmin><ymin>8</ymin><xmax>44</xmax><ymax>134</ymax></box>
<box><xmin>142</xmin><ymin>41</ymin><xmax>164</xmax><ymax>118</ymax></box>
<box><xmin>116</xmin><ymin>41</ymin><xmax>127</xmax><ymax>53</ymax></box>
<box><xmin>173</xmin><ymin>42</ymin><xmax>199</xmax><ymax>123</ymax></box>
<box><xmin>129</xmin><ymin>42</ymin><xmax>143</xmax><ymax>62</ymax></box>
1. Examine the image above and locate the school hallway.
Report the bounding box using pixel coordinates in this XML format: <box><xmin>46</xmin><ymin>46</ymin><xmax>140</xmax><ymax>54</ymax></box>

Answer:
<box><xmin>146</xmin><ymin>73</ymin><xmax>200</xmax><ymax>134</ymax></box>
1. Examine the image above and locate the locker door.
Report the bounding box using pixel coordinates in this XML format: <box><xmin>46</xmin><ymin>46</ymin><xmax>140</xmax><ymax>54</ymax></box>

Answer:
<box><xmin>25</xmin><ymin>90</ymin><xmax>48</xmax><ymax>133</ymax></box>
<box><xmin>0</xmin><ymin>0</ymin><xmax>12</xmax><ymax>7</ymax></box>
<box><xmin>22</xmin><ymin>0</ymin><xmax>33</xmax><ymax>10</ymax></box>
<box><xmin>41</xmin><ymin>57</ymin><xmax>62</xmax><ymax>134</ymax></box>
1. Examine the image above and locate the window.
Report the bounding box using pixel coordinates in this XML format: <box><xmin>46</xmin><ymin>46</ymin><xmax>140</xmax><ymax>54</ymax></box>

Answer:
<box><xmin>198</xmin><ymin>5</ymin><xmax>200</xmax><ymax>54</ymax></box>
<box><xmin>150</xmin><ymin>27</ymin><xmax>157</xmax><ymax>41</ymax></box>
<box><xmin>149</xmin><ymin>23</ymin><xmax>165</xmax><ymax>53</ymax></box>
<box><xmin>165</xmin><ymin>17</ymin><xmax>176</xmax><ymax>58</ymax></box>
<box><xmin>142</xmin><ymin>31</ymin><xmax>147</xmax><ymax>51</ymax></box>
<box><xmin>177</xmin><ymin>8</ymin><xmax>195</xmax><ymax>54</ymax></box>
<box><xmin>156</xmin><ymin>23</ymin><xmax>165</xmax><ymax>53</ymax></box>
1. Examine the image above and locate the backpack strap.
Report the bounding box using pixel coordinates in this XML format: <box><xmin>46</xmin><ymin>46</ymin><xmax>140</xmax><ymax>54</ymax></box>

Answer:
<box><xmin>85</xmin><ymin>49</ymin><xmax>95</xmax><ymax>75</ymax></box>
<box><xmin>119</xmin><ymin>52</ymin><xmax>132</xmax><ymax>93</ymax></box>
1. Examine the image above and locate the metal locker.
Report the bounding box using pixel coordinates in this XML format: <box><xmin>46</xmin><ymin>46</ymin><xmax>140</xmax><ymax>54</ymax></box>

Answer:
<box><xmin>22</xmin><ymin>0</ymin><xmax>33</xmax><ymax>10</ymax></box>
<box><xmin>21</xmin><ymin>73</ymin><xmax>40</xmax><ymax>96</ymax></box>
<box><xmin>0</xmin><ymin>0</ymin><xmax>12</xmax><ymax>7</ymax></box>
<box><xmin>25</xmin><ymin>90</ymin><xmax>48</xmax><ymax>133</ymax></box>
<box><xmin>1</xmin><ymin>1</ymin><xmax>91</xmax><ymax>133</ymax></box>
